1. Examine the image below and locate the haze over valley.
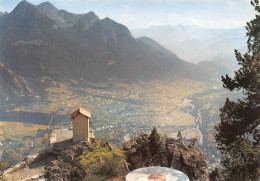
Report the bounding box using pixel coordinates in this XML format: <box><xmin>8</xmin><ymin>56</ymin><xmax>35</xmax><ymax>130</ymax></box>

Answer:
<box><xmin>0</xmin><ymin>0</ymin><xmax>248</xmax><ymax>171</ymax></box>
<box><xmin>132</xmin><ymin>25</ymin><xmax>247</xmax><ymax>77</ymax></box>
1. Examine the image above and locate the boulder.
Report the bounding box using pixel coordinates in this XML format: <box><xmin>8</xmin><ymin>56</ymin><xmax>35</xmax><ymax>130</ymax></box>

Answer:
<box><xmin>123</xmin><ymin>132</ymin><xmax>208</xmax><ymax>181</ymax></box>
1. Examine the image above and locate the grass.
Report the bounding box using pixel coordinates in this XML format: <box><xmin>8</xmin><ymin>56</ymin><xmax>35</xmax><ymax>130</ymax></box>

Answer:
<box><xmin>0</xmin><ymin>122</ymin><xmax>47</xmax><ymax>145</ymax></box>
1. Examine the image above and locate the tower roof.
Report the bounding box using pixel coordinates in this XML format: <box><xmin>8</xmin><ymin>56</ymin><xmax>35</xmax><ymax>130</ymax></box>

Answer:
<box><xmin>71</xmin><ymin>107</ymin><xmax>91</xmax><ymax>119</ymax></box>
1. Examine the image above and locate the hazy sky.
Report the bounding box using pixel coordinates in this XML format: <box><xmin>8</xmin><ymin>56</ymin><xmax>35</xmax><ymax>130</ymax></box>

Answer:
<box><xmin>0</xmin><ymin>0</ymin><xmax>256</xmax><ymax>29</ymax></box>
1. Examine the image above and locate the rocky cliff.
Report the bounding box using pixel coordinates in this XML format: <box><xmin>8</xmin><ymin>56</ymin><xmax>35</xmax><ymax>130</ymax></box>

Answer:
<box><xmin>123</xmin><ymin>131</ymin><xmax>208</xmax><ymax>181</ymax></box>
<box><xmin>3</xmin><ymin>129</ymin><xmax>208</xmax><ymax>181</ymax></box>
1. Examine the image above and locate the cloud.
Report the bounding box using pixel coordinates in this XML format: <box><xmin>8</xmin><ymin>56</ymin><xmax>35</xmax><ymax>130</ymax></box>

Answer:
<box><xmin>122</xmin><ymin>5</ymin><xmax>131</xmax><ymax>11</ymax></box>
<box><xmin>121</xmin><ymin>14</ymin><xmax>136</xmax><ymax>21</ymax></box>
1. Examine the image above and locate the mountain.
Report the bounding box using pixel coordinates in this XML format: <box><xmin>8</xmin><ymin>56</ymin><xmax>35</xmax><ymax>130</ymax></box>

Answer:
<box><xmin>36</xmin><ymin>1</ymin><xmax>59</xmax><ymax>20</ymax></box>
<box><xmin>0</xmin><ymin>1</ymin><xmax>210</xmax><ymax>103</ymax></box>
<box><xmin>131</xmin><ymin>25</ymin><xmax>247</xmax><ymax>75</ymax></box>
<box><xmin>137</xmin><ymin>36</ymin><xmax>176</xmax><ymax>56</ymax></box>
<box><xmin>0</xmin><ymin>63</ymin><xmax>33</xmax><ymax>103</ymax></box>
<box><xmin>37</xmin><ymin>1</ymin><xmax>100</xmax><ymax>29</ymax></box>
<box><xmin>198</xmin><ymin>59</ymin><xmax>231</xmax><ymax>78</ymax></box>
<box><xmin>0</xmin><ymin>12</ymin><xmax>7</xmax><ymax>17</ymax></box>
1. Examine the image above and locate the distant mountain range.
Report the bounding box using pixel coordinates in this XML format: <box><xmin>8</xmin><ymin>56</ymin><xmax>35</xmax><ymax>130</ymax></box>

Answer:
<box><xmin>0</xmin><ymin>1</ymin><xmax>212</xmax><ymax>103</ymax></box>
<box><xmin>132</xmin><ymin>25</ymin><xmax>247</xmax><ymax>75</ymax></box>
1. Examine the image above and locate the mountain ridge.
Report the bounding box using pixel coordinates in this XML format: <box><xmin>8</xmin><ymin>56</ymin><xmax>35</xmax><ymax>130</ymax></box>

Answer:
<box><xmin>0</xmin><ymin>1</ymin><xmax>211</xmax><ymax>103</ymax></box>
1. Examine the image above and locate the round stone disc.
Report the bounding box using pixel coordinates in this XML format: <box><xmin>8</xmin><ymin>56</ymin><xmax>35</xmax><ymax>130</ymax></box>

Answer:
<box><xmin>125</xmin><ymin>166</ymin><xmax>189</xmax><ymax>181</ymax></box>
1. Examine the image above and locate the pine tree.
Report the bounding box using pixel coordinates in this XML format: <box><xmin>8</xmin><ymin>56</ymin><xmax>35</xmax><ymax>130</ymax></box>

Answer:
<box><xmin>177</xmin><ymin>131</ymin><xmax>183</xmax><ymax>142</ymax></box>
<box><xmin>149</xmin><ymin>127</ymin><xmax>163</xmax><ymax>155</ymax></box>
<box><xmin>215</xmin><ymin>1</ymin><xmax>260</xmax><ymax>180</ymax></box>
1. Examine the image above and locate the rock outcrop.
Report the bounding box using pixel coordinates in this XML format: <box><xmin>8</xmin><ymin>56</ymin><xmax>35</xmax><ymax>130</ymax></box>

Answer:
<box><xmin>123</xmin><ymin>132</ymin><xmax>208</xmax><ymax>181</ymax></box>
<box><xmin>4</xmin><ymin>129</ymin><xmax>208</xmax><ymax>181</ymax></box>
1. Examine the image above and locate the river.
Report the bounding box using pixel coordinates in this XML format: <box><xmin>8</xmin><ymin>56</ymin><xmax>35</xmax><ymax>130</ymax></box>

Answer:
<box><xmin>195</xmin><ymin>114</ymin><xmax>203</xmax><ymax>145</ymax></box>
<box><xmin>185</xmin><ymin>98</ymin><xmax>203</xmax><ymax>145</ymax></box>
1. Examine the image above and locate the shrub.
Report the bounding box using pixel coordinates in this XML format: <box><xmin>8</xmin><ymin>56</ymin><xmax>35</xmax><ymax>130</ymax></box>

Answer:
<box><xmin>79</xmin><ymin>145</ymin><xmax>128</xmax><ymax>180</ymax></box>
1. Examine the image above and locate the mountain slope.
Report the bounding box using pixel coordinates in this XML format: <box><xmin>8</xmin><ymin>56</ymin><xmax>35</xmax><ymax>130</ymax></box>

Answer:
<box><xmin>0</xmin><ymin>63</ymin><xmax>34</xmax><ymax>102</ymax></box>
<box><xmin>0</xmin><ymin>12</ymin><xmax>7</xmax><ymax>17</ymax></box>
<box><xmin>0</xmin><ymin>1</ymin><xmax>210</xmax><ymax>101</ymax></box>
<box><xmin>137</xmin><ymin>36</ymin><xmax>176</xmax><ymax>56</ymax></box>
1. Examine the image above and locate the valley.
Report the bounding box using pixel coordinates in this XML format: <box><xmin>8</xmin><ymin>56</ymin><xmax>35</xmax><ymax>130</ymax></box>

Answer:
<box><xmin>0</xmin><ymin>78</ymin><xmax>240</xmax><ymax>169</ymax></box>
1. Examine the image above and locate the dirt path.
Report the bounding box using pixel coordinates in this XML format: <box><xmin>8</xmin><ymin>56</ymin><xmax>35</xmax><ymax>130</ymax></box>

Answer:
<box><xmin>5</xmin><ymin>162</ymin><xmax>45</xmax><ymax>180</ymax></box>
<box><xmin>5</xmin><ymin>155</ymin><xmax>56</xmax><ymax>181</ymax></box>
